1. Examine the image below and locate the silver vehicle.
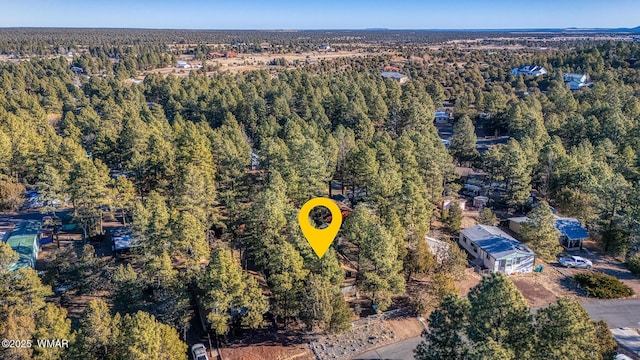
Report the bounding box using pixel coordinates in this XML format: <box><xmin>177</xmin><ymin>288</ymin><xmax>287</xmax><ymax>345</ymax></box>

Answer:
<box><xmin>558</xmin><ymin>255</ymin><xmax>593</xmax><ymax>269</ymax></box>
<box><xmin>191</xmin><ymin>343</ymin><xmax>209</xmax><ymax>360</ymax></box>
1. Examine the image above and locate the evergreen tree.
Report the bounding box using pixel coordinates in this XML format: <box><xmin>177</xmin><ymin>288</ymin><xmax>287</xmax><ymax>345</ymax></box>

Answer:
<box><xmin>198</xmin><ymin>248</ymin><xmax>267</xmax><ymax>335</ymax></box>
<box><xmin>468</xmin><ymin>339</ymin><xmax>515</xmax><ymax>360</ymax></box>
<box><xmin>467</xmin><ymin>272</ymin><xmax>533</xmax><ymax>358</ymax></box>
<box><xmin>450</xmin><ymin>115</ymin><xmax>479</xmax><ymax>165</ymax></box>
<box><xmin>73</xmin><ymin>299</ymin><xmax>114</xmax><ymax>359</ymax></box>
<box><xmin>521</xmin><ymin>201</ymin><xmax>562</xmax><ymax>261</ymax></box>
<box><xmin>477</xmin><ymin>207</ymin><xmax>497</xmax><ymax>226</ymax></box>
<box><xmin>445</xmin><ymin>203</ymin><xmax>463</xmax><ymax>232</ymax></box>
<box><xmin>68</xmin><ymin>158</ymin><xmax>111</xmax><ymax>239</ymax></box>
<box><xmin>414</xmin><ymin>294</ymin><xmax>470</xmax><ymax>360</ymax></box>
<box><xmin>33</xmin><ymin>304</ymin><xmax>72</xmax><ymax>360</ymax></box>
<box><xmin>534</xmin><ymin>298</ymin><xmax>601</xmax><ymax>360</ymax></box>
<box><xmin>112</xmin><ymin>311</ymin><xmax>187</xmax><ymax>360</ymax></box>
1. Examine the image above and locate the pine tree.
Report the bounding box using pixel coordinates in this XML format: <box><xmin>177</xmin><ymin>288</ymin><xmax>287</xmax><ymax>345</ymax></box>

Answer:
<box><xmin>467</xmin><ymin>272</ymin><xmax>533</xmax><ymax>358</ymax></box>
<box><xmin>593</xmin><ymin>320</ymin><xmax>618</xmax><ymax>360</ymax></box>
<box><xmin>414</xmin><ymin>294</ymin><xmax>470</xmax><ymax>360</ymax></box>
<box><xmin>445</xmin><ymin>203</ymin><xmax>463</xmax><ymax>232</ymax></box>
<box><xmin>198</xmin><ymin>248</ymin><xmax>267</xmax><ymax>335</ymax></box>
<box><xmin>468</xmin><ymin>339</ymin><xmax>515</xmax><ymax>360</ymax></box>
<box><xmin>112</xmin><ymin>311</ymin><xmax>187</xmax><ymax>360</ymax></box>
<box><xmin>521</xmin><ymin>201</ymin><xmax>562</xmax><ymax>261</ymax></box>
<box><xmin>73</xmin><ymin>299</ymin><xmax>114</xmax><ymax>359</ymax></box>
<box><xmin>478</xmin><ymin>207</ymin><xmax>497</xmax><ymax>225</ymax></box>
<box><xmin>534</xmin><ymin>298</ymin><xmax>601</xmax><ymax>360</ymax></box>
<box><xmin>68</xmin><ymin>158</ymin><xmax>111</xmax><ymax>239</ymax></box>
<box><xmin>33</xmin><ymin>304</ymin><xmax>72</xmax><ymax>360</ymax></box>
<box><xmin>450</xmin><ymin>115</ymin><xmax>479</xmax><ymax>165</ymax></box>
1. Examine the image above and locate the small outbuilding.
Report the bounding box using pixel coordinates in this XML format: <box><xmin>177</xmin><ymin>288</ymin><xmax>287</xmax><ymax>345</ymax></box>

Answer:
<box><xmin>508</xmin><ymin>215</ymin><xmax>589</xmax><ymax>250</ymax></box>
<box><xmin>555</xmin><ymin>217</ymin><xmax>589</xmax><ymax>250</ymax></box>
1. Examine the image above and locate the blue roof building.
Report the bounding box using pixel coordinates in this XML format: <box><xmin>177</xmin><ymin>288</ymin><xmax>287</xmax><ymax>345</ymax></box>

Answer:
<box><xmin>555</xmin><ymin>217</ymin><xmax>589</xmax><ymax>250</ymax></box>
<box><xmin>459</xmin><ymin>225</ymin><xmax>535</xmax><ymax>275</ymax></box>
<box><xmin>508</xmin><ymin>215</ymin><xmax>589</xmax><ymax>251</ymax></box>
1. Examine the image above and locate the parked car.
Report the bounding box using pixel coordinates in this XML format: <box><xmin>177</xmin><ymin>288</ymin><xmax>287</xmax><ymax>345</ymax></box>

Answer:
<box><xmin>191</xmin><ymin>343</ymin><xmax>209</xmax><ymax>360</ymax></box>
<box><xmin>558</xmin><ymin>255</ymin><xmax>593</xmax><ymax>269</ymax></box>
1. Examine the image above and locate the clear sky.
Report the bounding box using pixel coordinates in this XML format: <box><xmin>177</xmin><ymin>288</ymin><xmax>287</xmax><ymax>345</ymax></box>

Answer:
<box><xmin>1</xmin><ymin>0</ymin><xmax>638</xmax><ymax>30</ymax></box>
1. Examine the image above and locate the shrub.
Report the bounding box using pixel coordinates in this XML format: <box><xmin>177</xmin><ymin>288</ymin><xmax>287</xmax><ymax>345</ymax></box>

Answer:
<box><xmin>574</xmin><ymin>272</ymin><xmax>634</xmax><ymax>299</ymax></box>
<box><xmin>628</xmin><ymin>256</ymin><xmax>640</xmax><ymax>276</ymax></box>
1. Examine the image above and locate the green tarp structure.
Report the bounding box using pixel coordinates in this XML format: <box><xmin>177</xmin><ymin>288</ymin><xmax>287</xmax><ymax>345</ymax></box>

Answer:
<box><xmin>5</xmin><ymin>220</ymin><xmax>40</xmax><ymax>271</ymax></box>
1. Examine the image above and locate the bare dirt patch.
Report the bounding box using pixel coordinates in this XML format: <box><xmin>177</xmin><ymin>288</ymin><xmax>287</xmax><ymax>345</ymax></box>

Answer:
<box><xmin>387</xmin><ymin>318</ymin><xmax>424</xmax><ymax>339</ymax></box>
<box><xmin>221</xmin><ymin>344</ymin><xmax>314</xmax><ymax>360</ymax></box>
<box><xmin>456</xmin><ymin>269</ymin><xmax>482</xmax><ymax>297</ymax></box>
<box><xmin>512</xmin><ymin>275</ymin><xmax>559</xmax><ymax>309</ymax></box>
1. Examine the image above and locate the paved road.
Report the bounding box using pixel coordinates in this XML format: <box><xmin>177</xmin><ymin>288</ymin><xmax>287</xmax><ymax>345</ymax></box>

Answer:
<box><xmin>349</xmin><ymin>299</ymin><xmax>640</xmax><ymax>360</ymax></box>
<box><xmin>352</xmin><ymin>337</ymin><xmax>421</xmax><ymax>360</ymax></box>
<box><xmin>580</xmin><ymin>299</ymin><xmax>640</xmax><ymax>328</ymax></box>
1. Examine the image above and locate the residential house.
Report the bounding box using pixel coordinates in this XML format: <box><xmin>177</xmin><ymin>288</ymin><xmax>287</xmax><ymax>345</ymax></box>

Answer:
<box><xmin>511</xmin><ymin>65</ymin><xmax>547</xmax><ymax>77</ymax></box>
<box><xmin>459</xmin><ymin>225</ymin><xmax>536</xmax><ymax>274</ymax></box>
<box><xmin>225</xmin><ymin>51</ymin><xmax>238</xmax><ymax>58</ymax></box>
<box><xmin>176</xmin><ymin>61</ymin><xmax>191</xmax><ymax>69</ymax></box>
<box><xmin>434</xmin><ymin>110</ymin><xmax>452</xmax><ymax>124</ymax></box>
<box><xmin>208</xmin><ymin>52</ymin><xmax>224</xmax><ymax>58</ymax></box>
<box><xmin>563</xmin><ymin>73</ymin><xmax>588</xmax><ymax>90</ymax></box>
<box><xmin>381</xmin><ymin>71</ymin><xmax>409</xmax><ymax>84</ymax></box>
<box><xmin>507</xmin><ymin>215</ymin><xmax>589</xmax><ymax>250</ymax></box>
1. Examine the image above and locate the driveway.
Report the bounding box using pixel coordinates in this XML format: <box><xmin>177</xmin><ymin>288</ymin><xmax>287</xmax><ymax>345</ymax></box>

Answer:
<box><xmin>348</xmin><ymin>299</ymin><xmax>640</xmax><ymax>360</ymax></box>
<box><xmin>580</xmin><ymin>299</ymin><xmax>640</xmax><ymax>328</ymax></box>
<box><xmin>352</xmin><ymin>337</ymin><xmax>421</xmax><ymax>360</ymax></box>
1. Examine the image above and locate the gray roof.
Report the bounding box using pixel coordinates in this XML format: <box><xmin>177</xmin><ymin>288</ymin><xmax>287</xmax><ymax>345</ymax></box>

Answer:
<box><xmin>563</xmin><ymin>73</ymin><xmax>586</xmax><ymax>82</ymax></box>
<box><xmin>507</xmin><ymin>216</ymin><xmax>530</xmax><ymax>224</ymax></box>
<box><xmin>461</xmin><ymin>225</ymin><xmax>535</xmax><ymax>260</ymax></box>
<box><xmin>381</xmin><ymin>71</ymin><xmax>407</xmax><ymax>79</ymax></box>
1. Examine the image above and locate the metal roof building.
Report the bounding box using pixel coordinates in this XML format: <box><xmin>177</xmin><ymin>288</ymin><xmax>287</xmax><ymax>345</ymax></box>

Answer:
<box><xmin>507</xmin><ymin>215</ymin><xmax>589</xmax><ymax>250</ymax></box>
<box><xmin>459</xmin><ymin>225</ymin><xmax>535</xmax><ymax>274</ymax></box>
<box><xmin>555</xmin><ymin>217</ymin><xmax>589</xmax><ymax>250</ymax></box>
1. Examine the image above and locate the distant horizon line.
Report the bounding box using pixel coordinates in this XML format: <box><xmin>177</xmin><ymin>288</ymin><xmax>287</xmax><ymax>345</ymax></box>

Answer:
<box><xmin>0</xmin><ymin>25</ymin><xmax>638</xmax><ymax>32</ymax></box>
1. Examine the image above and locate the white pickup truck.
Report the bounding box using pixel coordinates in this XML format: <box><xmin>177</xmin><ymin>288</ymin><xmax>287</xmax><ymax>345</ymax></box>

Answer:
<box><xmin>558</xmin><ymin>255</ymin><xmax>593</xmax><ymax>269</ymax></box>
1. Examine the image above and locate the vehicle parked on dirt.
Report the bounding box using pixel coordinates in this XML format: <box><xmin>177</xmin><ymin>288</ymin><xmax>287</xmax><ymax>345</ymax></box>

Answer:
<box><xmin>558</xmin><ymin>255</ymin><xmax>593</xmax><ymax>269</ymax></box>
<box><xmin>191</xmin><ymin>343</ymin><xmax>209</xmax><ymax>360</ymax></box>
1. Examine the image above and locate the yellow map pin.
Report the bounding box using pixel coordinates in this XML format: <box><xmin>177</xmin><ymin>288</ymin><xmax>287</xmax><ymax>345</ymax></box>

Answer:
<box><xmin>298</xmin><ymin>197</ymin><xmax>343</xmax><ymax>259</ymax></box>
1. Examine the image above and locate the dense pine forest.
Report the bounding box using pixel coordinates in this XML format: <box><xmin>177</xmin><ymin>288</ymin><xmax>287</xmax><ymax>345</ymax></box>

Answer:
<box><xmin>1</xmin><ymin>29</ymin><xmax>640</xmax><ymax>359</ymax></box>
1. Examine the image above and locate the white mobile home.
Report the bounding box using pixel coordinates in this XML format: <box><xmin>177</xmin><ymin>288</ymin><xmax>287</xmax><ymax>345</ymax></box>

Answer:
<box><xmin>459</xmin><ymin>225</ymin><xmax>535</xmax><ymax>275</ymax></box>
